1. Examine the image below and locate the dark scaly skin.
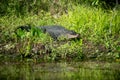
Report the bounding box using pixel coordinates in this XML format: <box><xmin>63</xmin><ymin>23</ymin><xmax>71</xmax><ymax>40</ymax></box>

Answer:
<box><xmin>38</xmin><ymin>25</ymin><xmax>80</xmax><ymax>40</ymax></box>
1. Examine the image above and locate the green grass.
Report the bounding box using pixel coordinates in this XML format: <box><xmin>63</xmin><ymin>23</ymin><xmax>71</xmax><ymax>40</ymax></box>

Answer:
<box><xmin>0</xmin><ymin>4</ymin><xmax>120</xmax><ymax>62</ymax></box>
<box><xmin>58</xmin><ymin>5</ymin><xmax>120</xmax><ymax>61</ymax></box>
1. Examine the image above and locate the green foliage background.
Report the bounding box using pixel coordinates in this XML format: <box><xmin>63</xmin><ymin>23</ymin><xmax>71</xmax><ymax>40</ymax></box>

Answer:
<box><xmin>0</xmin><ymin>0</ymin><xmax>119</xmax><ymax>16</ymax></box>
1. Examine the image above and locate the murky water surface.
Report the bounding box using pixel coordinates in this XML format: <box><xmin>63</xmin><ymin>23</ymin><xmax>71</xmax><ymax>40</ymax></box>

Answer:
<box><xmin>0</xmin><ymin>61</ymin><xmax>120</xmax><ymax>80</ymax></box>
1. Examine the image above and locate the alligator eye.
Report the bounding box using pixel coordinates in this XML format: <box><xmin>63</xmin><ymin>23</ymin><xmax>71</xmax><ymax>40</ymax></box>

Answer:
<box><xmin>42</xmin><ymin>29</ymin><xmax>46</xmax><ymax>33</ymax></box>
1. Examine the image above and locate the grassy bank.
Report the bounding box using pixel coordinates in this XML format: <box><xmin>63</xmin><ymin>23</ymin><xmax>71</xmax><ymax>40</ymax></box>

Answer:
<box><xmin>0</xmin><ymin>2</ymin><xmax>120</xmax><ymax>62</ymax></box>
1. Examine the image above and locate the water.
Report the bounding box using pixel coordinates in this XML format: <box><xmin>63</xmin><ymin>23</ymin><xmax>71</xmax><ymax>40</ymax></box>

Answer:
<box><xmin>0</xmin><ymin>61</ymin><xmax>120</xmax><ymax>80</ymax></box>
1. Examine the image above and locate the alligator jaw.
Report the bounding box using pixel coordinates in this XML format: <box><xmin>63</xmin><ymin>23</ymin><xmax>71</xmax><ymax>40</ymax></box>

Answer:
<box><xmin>66</xmin><ymin>34</ymin><xmax>80</xmax><ymax>39</ymax></box>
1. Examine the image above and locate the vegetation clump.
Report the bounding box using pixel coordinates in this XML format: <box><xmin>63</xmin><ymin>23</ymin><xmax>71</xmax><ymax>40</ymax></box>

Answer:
<box><xmin>0</xmin><ymin>0</ymin><xmax>120</xmax><ymax>62</ymax></box>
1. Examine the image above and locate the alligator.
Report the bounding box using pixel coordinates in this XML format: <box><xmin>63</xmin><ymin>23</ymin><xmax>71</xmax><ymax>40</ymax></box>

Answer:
<box><xmin>16</xmin><ymin>25</ymin><xmax>80</xmax><ymax>40</ymax></box>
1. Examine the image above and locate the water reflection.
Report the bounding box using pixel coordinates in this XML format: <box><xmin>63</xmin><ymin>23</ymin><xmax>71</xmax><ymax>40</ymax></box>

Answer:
<box><xmin>0</xmin><ymin>62</ymin><xmax>120</xmax><ymax>80</ymax></box>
